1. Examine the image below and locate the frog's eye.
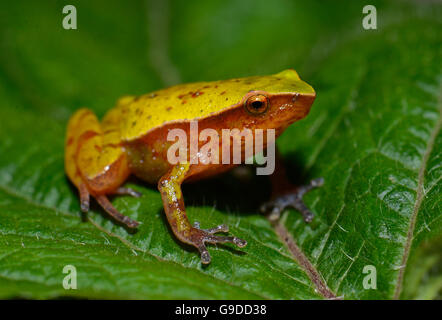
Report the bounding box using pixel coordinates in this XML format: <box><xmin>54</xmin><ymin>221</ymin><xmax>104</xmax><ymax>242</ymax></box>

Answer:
<box><xmin>244</xmin><ymin>94</ymin><xmax>269</xmax><ymax>115</ymax></box>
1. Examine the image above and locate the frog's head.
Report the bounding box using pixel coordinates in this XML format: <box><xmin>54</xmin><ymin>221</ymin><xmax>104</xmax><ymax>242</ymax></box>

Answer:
<box><xmin>236</xmin><ymin>69</ymin><xmax>316</xmax><ymax>133</ymax></box>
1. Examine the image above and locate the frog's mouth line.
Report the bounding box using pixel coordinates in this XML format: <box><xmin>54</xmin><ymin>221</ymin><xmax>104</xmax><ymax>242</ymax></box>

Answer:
<box><xmin>130</xmin><ymin>90</ymin><xmax>315</xmax><ymax>141</ymax></box>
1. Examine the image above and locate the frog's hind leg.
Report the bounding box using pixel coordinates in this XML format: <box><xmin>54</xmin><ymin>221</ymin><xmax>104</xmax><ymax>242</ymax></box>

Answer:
<box><xmin>95</xmin><ymin>195</ymin><xmax>139</xmax><ymax>228</ymax></box>
<box><xmin>65</xmin><ymin>108</ymin><xmax>139</xmax><ymax>228</ymax></box>
<box><xmin>78</xmin><ymin>183</ymin><xmax>140</xmax><ymax>228</ymax></box>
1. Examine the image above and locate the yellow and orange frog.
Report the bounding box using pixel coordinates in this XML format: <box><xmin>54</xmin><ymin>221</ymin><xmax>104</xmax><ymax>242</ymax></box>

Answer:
<box><xmin>65</xmin><ymin>69</ymin><xmax>322</xmax><ymax>264</ymax></box>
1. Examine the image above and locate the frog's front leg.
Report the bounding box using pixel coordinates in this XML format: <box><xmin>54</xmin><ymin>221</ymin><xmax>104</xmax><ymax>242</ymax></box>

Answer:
<box><xmin>158</xmin><ymin>163</ymin><xmax>247</xmax><ymax>264</ymax></box>
<box><xmin>260</xmin><ymin>149</ymin><xmax>324</xmax><ymax>222</ymax></box>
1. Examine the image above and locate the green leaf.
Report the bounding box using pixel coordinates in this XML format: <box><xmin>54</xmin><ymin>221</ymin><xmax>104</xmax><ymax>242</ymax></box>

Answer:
<box><xmin>401</xmin><ymin>237</ymin><xmax>442</xmax><ymax>300</ymax></box>
<box><xmin>0</xmin><ymin>0</ymin><xmax>440</xmax><ymax>299</ymax></box>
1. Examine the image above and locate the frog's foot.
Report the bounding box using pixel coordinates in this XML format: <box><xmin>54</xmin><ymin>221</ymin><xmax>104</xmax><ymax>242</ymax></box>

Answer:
<box><xmin>66</xmin><ymin>109</ymin><xmax>140</xmax><ymax>229</ymax></box>
<box><xmin>78</xmin><ymin>184</ymin><xmax>140</xmax><ymax>228</ymax></box>
<box><xmin>114</xmin><ymin>187</ymin><xmax>142</xmax><ymax>198</ymax></box>
<box><xmin>260</xmin><ymin>178</ymin><xmax>324</xmax><ymax>223</ymax></box>
<box><xmin>192</xmin><ymin>222</ymin><xmax>247</xmax><ymax>264</ymax></box>
<box><xmin>96</xmin><ymin>195</ymin><xmax>140</xmax><ymax>228</ymax></box>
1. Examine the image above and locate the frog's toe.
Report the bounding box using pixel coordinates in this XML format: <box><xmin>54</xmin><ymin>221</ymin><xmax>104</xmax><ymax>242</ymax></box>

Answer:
<box><xmin>198</xmin><ymin>244</ymin><xmax>211</xmax><ymax>264</ymax></box>
<box><xmin>191</xmin><ymin>224</ymin><xmax>247</xmax><ymax>264</ymax></box>
<box><xmin>115</xmin><ymin>187</ymin><xmax>142</xmax><ymax>198</ymax></box>
<box><xmin>96</xmin><ymin>195</ymin><xmax>140</xmax><ymax>228</ymax></box>
<box><xmin>260</xmin><ymin>177</ymin><xmax>324</xmax><ymax>223</ymax></box>
<box><xmin>193</xmin><ymin>221</ymin><xmax>229</xmax><ymax>234</ymax></box>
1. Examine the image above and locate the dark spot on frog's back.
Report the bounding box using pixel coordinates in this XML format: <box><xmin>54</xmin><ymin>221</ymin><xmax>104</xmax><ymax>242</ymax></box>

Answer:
<box><xmin>103</xmin><ymin>128</ymin><xmax>116</xmax><ymax>135</ymax></box>
<box><xmin>132</xmin><ymin>121</ymin><xmax>137</xmax><ymax>127</ymax></box>
<box><xmin>191</xmin><ymin>91</ymin><xmax>204</xmax><ymax>98</ymax></box>
<box><xmin>220</xmin><ymin>91</ymin><xmax>226</xmax><ymax>95</ymax></box>
<box><xmin>166</xmin><ymin>106</ymin><xmax>173</xmax><ymax>111</ymax></box>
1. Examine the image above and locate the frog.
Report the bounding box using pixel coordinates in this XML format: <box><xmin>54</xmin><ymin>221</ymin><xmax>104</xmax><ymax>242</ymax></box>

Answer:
<box><xmin>65</xmin><ymin>69</ymin><xmax>322</xmax><ymax>264</ymax></box>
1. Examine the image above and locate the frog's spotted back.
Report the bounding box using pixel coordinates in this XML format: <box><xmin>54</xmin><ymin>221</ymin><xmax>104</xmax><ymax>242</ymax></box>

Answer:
<box><xmin>115</xmin><ymin>69</ymin><xmax>315</xmax><ymax>141</ymax></box>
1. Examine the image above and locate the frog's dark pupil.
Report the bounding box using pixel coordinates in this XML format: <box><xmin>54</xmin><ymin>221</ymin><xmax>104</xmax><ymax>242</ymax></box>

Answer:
<box><xmin>251</xmin><ymin>101</ymin><xmax>263</xmax><ymax>109</ymax></box>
